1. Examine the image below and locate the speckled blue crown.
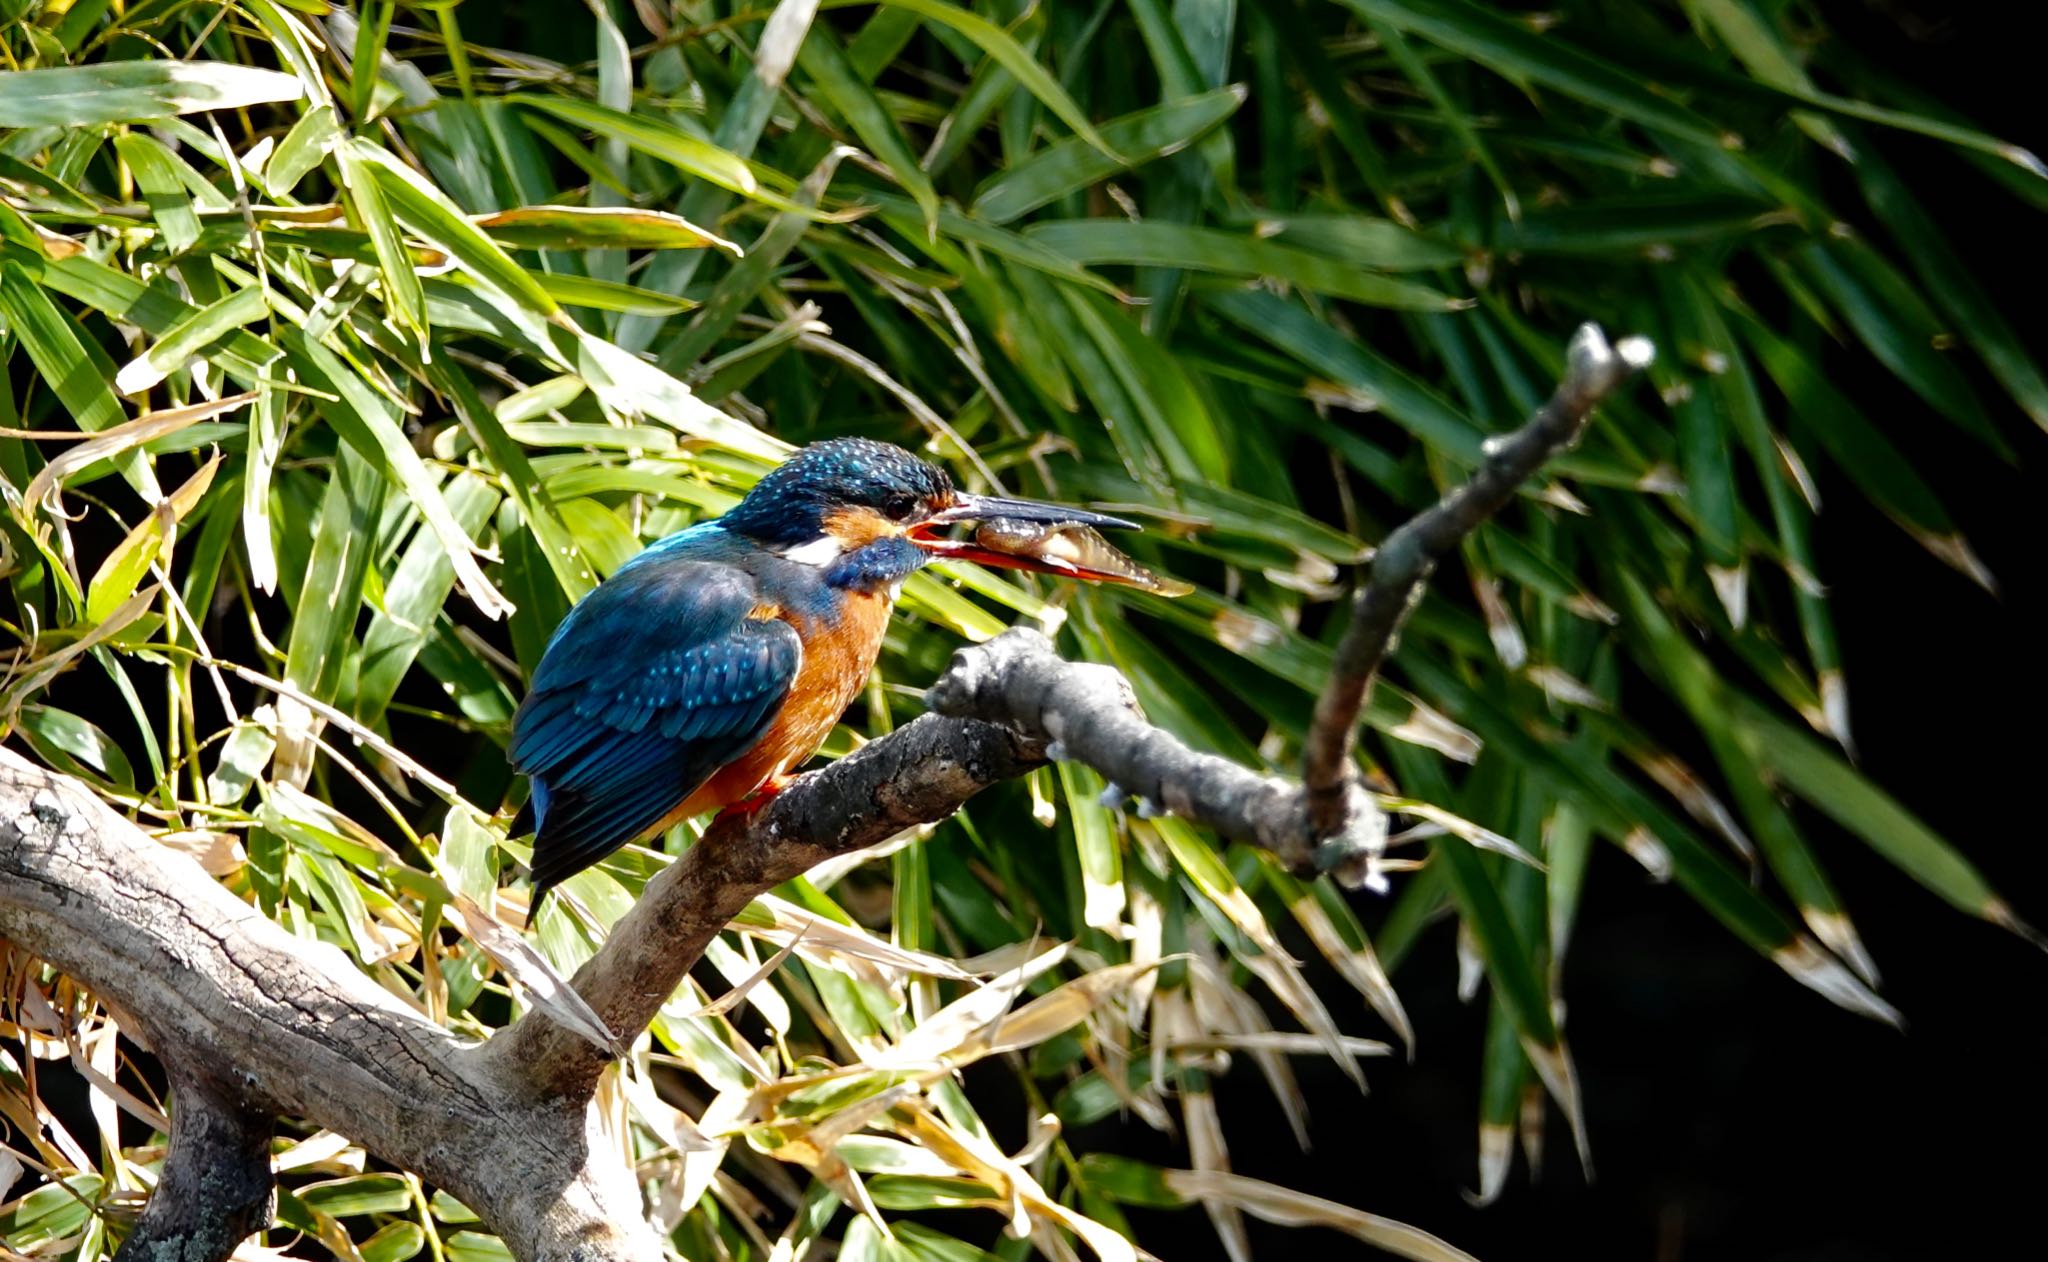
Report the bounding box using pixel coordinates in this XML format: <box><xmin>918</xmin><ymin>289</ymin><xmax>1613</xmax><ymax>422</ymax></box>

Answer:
<box><xmin>723</xmin><ymin>438</ymin><xmax>953</xmax><ymax>545</ymax></box>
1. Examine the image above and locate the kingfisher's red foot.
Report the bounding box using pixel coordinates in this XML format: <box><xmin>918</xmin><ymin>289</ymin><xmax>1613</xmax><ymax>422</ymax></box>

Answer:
<box><xmin>721</xmin><ymin>773</ymin><xmax>797</xmax><ymax>819</ymax></box>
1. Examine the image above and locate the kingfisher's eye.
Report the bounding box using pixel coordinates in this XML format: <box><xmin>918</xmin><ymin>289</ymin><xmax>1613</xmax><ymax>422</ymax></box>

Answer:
<box><xmin>883</xmin><ymin>492</ymin><xmax>920</xmax><ymax>520</ymax></box>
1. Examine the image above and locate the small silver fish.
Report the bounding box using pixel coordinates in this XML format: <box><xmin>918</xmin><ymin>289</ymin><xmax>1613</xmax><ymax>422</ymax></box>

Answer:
<box><xmin>974</xmin><ymin>518</ymin><xmax>1193</xmax><ymax>596</ymax></box>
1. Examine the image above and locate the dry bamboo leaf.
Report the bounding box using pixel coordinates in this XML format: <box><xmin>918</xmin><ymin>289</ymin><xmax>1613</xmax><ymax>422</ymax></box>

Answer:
<box><xmin>1184</xmin><ymin>1082</ymin><xmax>1249</xmax><ymax>1262</ymax></box>
<box><xmin>19</xmin><ymin>393</ymin><xmax>256</xmax><ymax>512</ymax></box>
<box><xmin>879</xmin><ymin>943</ymin><xmax>1069</xmax><ymax>1069</ymax></box>
<box><xmin>745</xmin><ymin>894</ymin><xmax>977</xmax><ymax>983</ymax></box>
<box><xmin>903</xmin><ymin>1104</ymin><xmax>1137</xmax><ymax>1262</ymax></box>
<box><xmin>1162</xmin><ymin>1169</ymin><xmax>1480</xmax><ymax>1262</ymax></box>
<box><xmin>152</xmin><ymin>828</ymin><xmax>247</xmax><ymax>875</ymax></box>
<box><xmin>1288</xmin><ymin>891</ymin><xmax>1415</xmax><ymax>1056</ymax></box>
<box><xmin>447</xmin><ymin>895</ymin><xmax>622</xmax><ymax>1057</ymax></box>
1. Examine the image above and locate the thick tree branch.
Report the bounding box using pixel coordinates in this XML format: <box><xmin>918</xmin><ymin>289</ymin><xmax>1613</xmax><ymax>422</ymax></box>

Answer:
<box><xmin>1300</xmin><ymin>323</ymin><xmax>1655</xmax><ymax>836</ymax></box>
<box><xmin>491</xmin><ymin>711</ymin><xmax>1046</xmax><ymax>1094</ymax></box>
<box><xmin>115</xmin><ymin>1077</ymin><xmax>274</xmax><ymax>1262</ymax></box>
<box><xmin>1</xmin><ymin>748</ymin><xmax>654</xmax><ymax>1262</ymax></box>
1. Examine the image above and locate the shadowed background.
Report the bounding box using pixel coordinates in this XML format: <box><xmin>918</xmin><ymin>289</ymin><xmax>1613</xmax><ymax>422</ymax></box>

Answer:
<box><xmin>1105</xmin><ymin>5</ymin><xmax>2048</xmax><ymax>1256</ymax></box>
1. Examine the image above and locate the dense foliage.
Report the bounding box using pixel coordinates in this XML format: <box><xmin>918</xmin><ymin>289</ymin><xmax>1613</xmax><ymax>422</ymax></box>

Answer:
<box><xmin>1</xmin><ymin>0</ymin><xmax>2041</xmax><ymax>1258</ymax></box>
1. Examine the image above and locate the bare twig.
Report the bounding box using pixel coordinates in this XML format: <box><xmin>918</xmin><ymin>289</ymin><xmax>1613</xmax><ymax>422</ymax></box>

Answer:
<box><xmin>1301</xmin><ymin>324</ymin><xmax>1655</xmax><ymax>837</ymax></box>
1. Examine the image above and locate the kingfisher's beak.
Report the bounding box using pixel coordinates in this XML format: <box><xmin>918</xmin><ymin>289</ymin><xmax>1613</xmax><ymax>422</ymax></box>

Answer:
<box><xmin>909</xmin><ymin>493</ymin><xmax>1141</xmax><ymax>581</ymax></box>
<box><xmin>920</xmin><ymin>494</ymin><xmax>1138</xmax><ymax>533</ymax></box>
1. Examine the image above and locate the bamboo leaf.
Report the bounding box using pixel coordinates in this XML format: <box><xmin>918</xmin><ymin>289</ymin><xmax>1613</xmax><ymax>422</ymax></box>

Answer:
<box><xmin>350</xmin><ymin>140</ymin><xmax>560</xmax><ymax>317</ymax></box>
<box><xmin>1026</xmin><ymin>221</ymin><xmax>1465</xmax><ymax>311</ymax></box>
<box><xmin>0</xmin><ymin>62</ymin><xmax>303</xmax><ymax>127</ymax></box>
<box><xmin>971</xmin><ymin>87</ymin><xmax>1247</xmax><ymax>224</ymax></box>
<box><xmin>511</xmin><ymin>96</ymin><xmax>760</xmax><ymax>195</ymax></box>
<box><xmin>115</xmin><ymin>284</ymin><xmax>270</xmax><ymax>395</ymax></box>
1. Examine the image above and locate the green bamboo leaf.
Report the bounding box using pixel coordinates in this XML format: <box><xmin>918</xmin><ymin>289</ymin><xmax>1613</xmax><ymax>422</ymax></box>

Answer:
<box><xmin>1797</xmin><ymin>240</ymin><xmax>2007</xmax><ymax>458</ymax></box>
<box><xmin>349</xmin><ymin>0</ymin><xmax>397</xmax><ymax>120</ymax></box>
<box><xmin>350</xmin><ymin>140</ymin><xmax>560</xmax><ymax>317</ymax></box>
<box><xmin>1207</xmin><ymin>289</ymin><xmax>1487</xmax><ymax>461</ymax></box>
<box><xmin>1733</xmin><ymin>697</ymin><xmax>2042</xmax><ymax>946</ymax></box>
<box><xmin>361</xmin><ymin>1222</ymin><xmax>426</xmax><ymax>1262</ymax></box>
<box><xmin>1473</xmin><ymin>997</ymin><xmax>1527</xmax><ymax>1205</ymax></box>
<box><xmin>114</xmin><ymin>284</ymin><xmax>270</xmax><ymax>395</ymax></box>
<box><xmin>1741</xmin><ymin>317</ymin><xmax>1992</xmax><ymax>588</ymax></box>
<box><xmin>799</xmin><ymin>23</ymin><xmax>939</xmax><ymax>231</ymax></box>
<box><xmin>864</xmin><ymin>194</ymin><xmax>1121</xmax><ymax>296</ymax></box>
<box><xmin>284</xmin><ymin>444</ymin><xmax>386</xmax><ymax>706</ymax></box>
<box><xmin>1251</xmin><ymin>215</ymin><xmax>1465</xmax><ymax>271</ymax></box>
<box><xmin>1433</xmin><ymin>834</ymin><xmax>1587</xmax><ymax>1164</ymax></box>
<box><xmin>333</xmin><ymin>143</ymin><xmax>427</xmax><ymax>346</ymax></box>
<box><xmin>471</xmin><ymin>205</ymin><xmax>739</xmax><ymax>253</ymax></box>
<box><xmin>971</xmin><ymin>86</ymin><xmax>1247</xmax><ymax>224</ymax></box>
<box><xmin>112</xmin><ymin>131</ymin><xmax>228</xmax><ymax>253</ymax></box>
<box><xmin>1026</xmin><ymin>220</ymin><xmax>1465</xmax><ymax>311</ymax></box>
<box><xmin>858</xmin><ymin>0</ymin><xmax>1117</xmax><ymax>158</ymax></box>
<box><xmin>283</xmin><ymin>331</ymin><xmax>512</xmax><ymax>617</ymax></box>
<box><xmin>15</xmin><ymin>704</ymin><xmax>135</xmax><ymax>789</ymax></box>
<box><xmin>0</xmin><ymin>261</ymin><xmax>157</xmax><ymax>497</ymax></box>
<box><xmin>444</xmin><ymin>1232</ymin><xmax>513</xmax><ymax>1262</ymax></box>
<box><xmin>1490</xmin><ymin>195</ymin><xmax>1784</xmax><ymax>255</ymax></box>
<box><xmin>503</xmin><ymin>421</ymin><xmax>674</xmax><ymax>451</ymax></box>
<box><xmin>266</xmin><ymin>102</ymin><xmax>341</xmax><ymax>196</ymax></box>
<box><xmin>556</xmin><ymin>498</ymin><xmax>642</xmax><ymax>576</ymax></box>
<box><xmin>297</xmin><ymin>1173</ymin><xmax>415</xmax><ymax>1218</ymax></box>
<box><xmin>1851</xmin><ymin>138</ymin><xmax>2048</xmax><ymax>433</ymax></box>
<box><xmin>428</xmin><ymin>361</ymin><xmax>596</xmax><ymax>603</ymax></box>
<box><xmin>1399</xmin><ymin>654</ymin><xmax>1899</xmax><ymax>1024</ymax></box>
<box><xmin>531</xmin><ymin>274</ymin><xmax>698</xmax><ymax>316</ymax></box>
<box><xmin>1368</xmin><ymin>16</ymin><xmax>1520</xmax><ymax>220</ymax></box>
<box><xmin>662</xmin><ymin>147</ymin><xmax>849</xmax><ymax>371</ymax></box>
<box><xmin>924</xmin><ymin>11</ymin><xmax>1037</xmax><ymax>177</ymax></box>
<box><xmin>1337</xmin><ymin>0</ymin><xmax>1733</xmax><ymax>148</ymax></box>
<box><xmin>358</xmin><ymin>473</ymin><xmax>500</xmax><ymax>725</ymax></box>
<box><xmin>0</xmin><ymin>263</ymin><xmax>125</xmax><ymax>436</ymax></box>
<box><xmin>1613</xmin><ymin>571</ymin><xmax>1873</xmax><ymax>981</ymax></box>
<box><xmin>1057</xmin><ymin>761</ymin><xmax>1124</xmax><ymax>932</ymax></box>
<box><xmin>495</xmin><ymin>376</ymin><xmax>589</xmax><ymax>425</ymax></box>
<box><xmin>0</xmin><ymin>61</ymin><xmax>304</xmax><ymax>127</ymax></box>
<box><xmin>511</xmin><ymin>95</ymin><xmax>759</xmax><ymax>195</ymax></box>
<box><xmin>1061</xmin><ymin>286</ymin><xmax>1229</xmax><ymax>483</ymax></box>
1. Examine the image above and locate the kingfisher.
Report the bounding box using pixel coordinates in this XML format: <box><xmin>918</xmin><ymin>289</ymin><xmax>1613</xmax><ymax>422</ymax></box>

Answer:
<box><xmin>510</xmin><ymin>437</ymin><xmax>1137</xmax><ymax>897</ymax></box>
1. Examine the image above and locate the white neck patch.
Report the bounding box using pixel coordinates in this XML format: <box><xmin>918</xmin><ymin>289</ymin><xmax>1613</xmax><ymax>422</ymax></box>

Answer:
<box><xmin>779</xmin><ymin>535</ymin><xmax>846</xmax><ymax>567</ymax></box>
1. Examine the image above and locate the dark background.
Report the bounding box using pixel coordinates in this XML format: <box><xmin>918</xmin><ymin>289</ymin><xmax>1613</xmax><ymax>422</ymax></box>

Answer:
<box><xmin>1127</xmin><ymin>4</ymin><xmax>2048</xmax><ymax>1258</ymax></box>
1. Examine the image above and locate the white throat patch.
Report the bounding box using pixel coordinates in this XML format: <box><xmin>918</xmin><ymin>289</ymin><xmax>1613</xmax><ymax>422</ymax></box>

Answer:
<box><xmin>779</xmin><ymin>535</ymin><xmax>846</xmax><ymax>567</ymax></box>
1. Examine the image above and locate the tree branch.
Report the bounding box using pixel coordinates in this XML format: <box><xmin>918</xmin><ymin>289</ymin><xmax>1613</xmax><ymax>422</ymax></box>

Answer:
<box><xmin>0</xmin><ymin>748</ymin><xmax>655</xmax><ymax>1262</ymax></box>
<box><xmin>1300</xmin><ymin>323</ymin><xmax>1655</xmax><ymax>836</ymax></box>
<box><xmin>500</xmin><ymin>627</ymin><xmax>1391</xmax><ymax>1090</ymax></box>
<box><xmin>114</xmin><ymin>1077</ymin><xmax>274</xmax><ymax>1262</ymax></box>
<box><xmin>0</xmin><ymin>323</ymin><xmax>1649</xmax><ymax>1262</ymax></box>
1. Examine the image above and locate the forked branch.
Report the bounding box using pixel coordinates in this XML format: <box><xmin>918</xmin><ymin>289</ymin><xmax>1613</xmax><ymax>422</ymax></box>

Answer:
<box><xmin>1300</xmin><ymin>324</ymin><xmax>1655</xmax><ymax>836</ymax></box>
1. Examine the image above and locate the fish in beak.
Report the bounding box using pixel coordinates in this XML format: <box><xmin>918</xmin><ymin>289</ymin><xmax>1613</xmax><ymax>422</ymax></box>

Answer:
<box><xmin>910</xmin><ymin>494</ymin><xmax>1192</xmax><ymax>595</ymax></box>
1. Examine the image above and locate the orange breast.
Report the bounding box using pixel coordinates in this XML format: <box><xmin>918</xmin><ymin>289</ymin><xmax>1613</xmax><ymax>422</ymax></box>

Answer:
<box><xmin>670</xmin><ymin>589</ymin><xmax>893</xmax><ymax>821</ymax></box>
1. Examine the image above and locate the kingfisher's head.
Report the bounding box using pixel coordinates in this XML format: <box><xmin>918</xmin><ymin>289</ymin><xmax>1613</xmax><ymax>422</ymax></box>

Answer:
<box><xmin>721</xmin><ymin>438</ymin><xmax>1135</xmax><ymax>591</ymax></box>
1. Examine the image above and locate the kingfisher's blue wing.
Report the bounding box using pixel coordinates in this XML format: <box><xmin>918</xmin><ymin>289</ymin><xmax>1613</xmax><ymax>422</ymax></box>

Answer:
<box><xmin>510</xmin><ymin>557</ymin><xmax>800</xmax><ymax>894</ymax></box>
